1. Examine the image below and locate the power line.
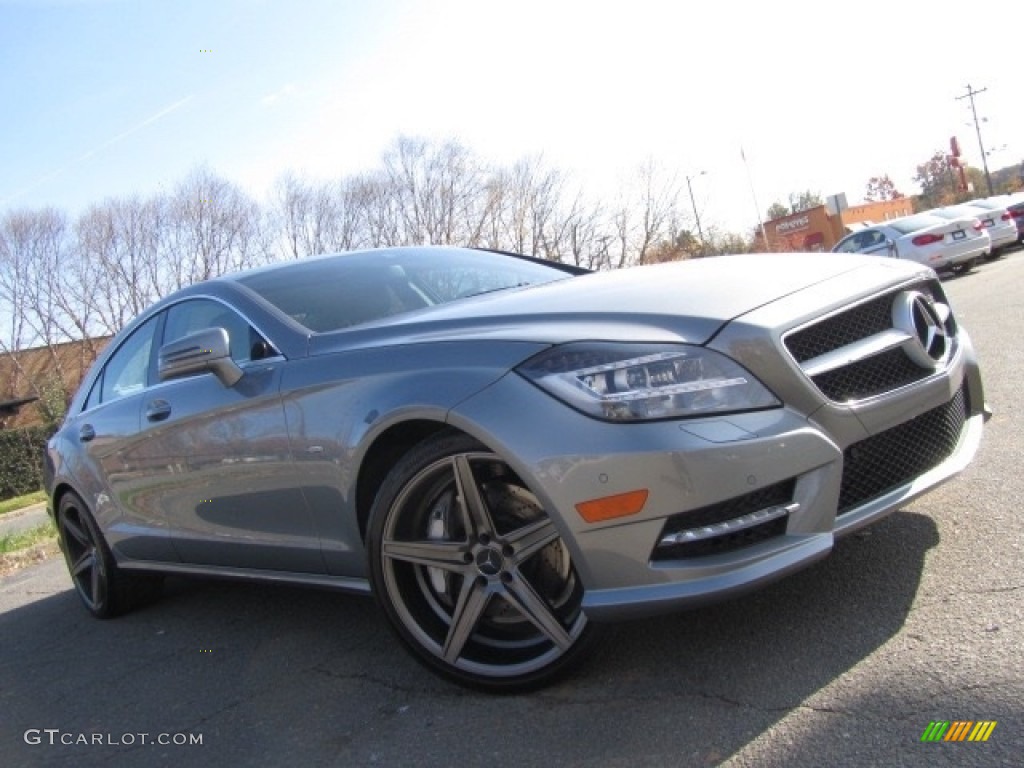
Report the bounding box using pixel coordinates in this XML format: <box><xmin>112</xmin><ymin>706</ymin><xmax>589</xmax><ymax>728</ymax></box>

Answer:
<box><xmin>957</xmin><ymin>84</ymin><xmax>993</xmax><ymax>196</ymax></box>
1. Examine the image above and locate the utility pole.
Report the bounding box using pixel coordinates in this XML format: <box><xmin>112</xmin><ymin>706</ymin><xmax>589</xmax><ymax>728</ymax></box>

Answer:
<box><xmin>686</xmin><ymin>171</ymin><xmax>706</xmax><ymax>256</ymax></box>
<box><xmin>957</xmin><ymin>84</ymin><xmax>994</xmax><ymax>196</ymax></box>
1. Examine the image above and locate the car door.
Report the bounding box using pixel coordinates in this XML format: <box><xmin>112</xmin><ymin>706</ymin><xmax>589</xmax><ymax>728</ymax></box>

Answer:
<box><xmin>71</xmin><ymin>313</ymin><xmax>181</xmax><ymax>563</ymax></box>
<box><xmin>131</xmin><ymin>297</ymin><xmax>325</xmax><ymax>573</ymax></box>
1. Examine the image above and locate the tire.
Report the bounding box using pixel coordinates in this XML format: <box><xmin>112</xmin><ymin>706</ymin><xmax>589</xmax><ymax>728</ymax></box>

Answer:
<box><xmin>952</xmin><ymin>257</ymin><xmax>977</xmax><ymax>276</ymax></box>
<box><xmin>367</xmin><ymin>432</ymin><xmax>597</xmax><ymax>692</ymax></box>
<box><xmin>57</xmin><ymin>491</ymin><xmax>162</xmax><ymax>618</ymax></box>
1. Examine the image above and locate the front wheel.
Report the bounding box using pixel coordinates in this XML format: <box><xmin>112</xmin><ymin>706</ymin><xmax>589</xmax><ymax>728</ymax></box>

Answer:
<box><xmin>367</xmin><ymin>432</ymin><xmax>597</xmax><ymax>691</ymax></box>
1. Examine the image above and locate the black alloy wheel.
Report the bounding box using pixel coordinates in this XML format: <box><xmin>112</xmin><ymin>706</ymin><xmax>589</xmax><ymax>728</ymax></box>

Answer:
<box><xmin>57</xmin><ymin>491</ymin><xmax>161</xmax><ymax>618</ymax></box>
<box><xmin>367</xmin><ymin>432</ymin><xmax>596</xmax><ymax>692</ymax></box>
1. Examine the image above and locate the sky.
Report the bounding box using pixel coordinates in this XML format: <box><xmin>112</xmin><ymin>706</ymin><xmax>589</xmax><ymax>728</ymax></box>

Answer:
<box><xmin>2</xmin><ymin>0</ymin><xmax>1021</xmax><ymax>236</ymax></box>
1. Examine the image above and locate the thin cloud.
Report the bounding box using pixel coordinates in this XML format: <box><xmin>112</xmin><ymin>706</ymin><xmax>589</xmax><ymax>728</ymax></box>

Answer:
<box><xmin>1</xmin><ymin>95</ymin><xmax>196</xmax><ymax>207</ymax></box>
<box><xmin>261</xmin><ymin>84</ymin><xmax>297</xmax><ymax>107</ymax></box>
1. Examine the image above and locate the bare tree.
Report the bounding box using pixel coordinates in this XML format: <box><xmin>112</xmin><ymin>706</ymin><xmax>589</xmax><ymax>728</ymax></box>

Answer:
<box><xmin>380</xmin><ymin>137</ymin><xmax>484</xmax><ymax>246</ymax></box>
<box><xmin>605</xmin><ymin>160</ymin><xmax>683</xmax><ymax>268</ymax></box>
<box><xmin>0</xmin><ymin>208</ymin><xmax>91</xmax><ymax>398</ymax></box>
<box><xmin>544</xmin><ymin>191</ymin><xmax>609</xmax><ymax>270</ymax></box>
<box><xmin>76</xmin><ymin>196</ymin><xmax>165</xmax><ymax>335</ymax></box>
<box><xmin>477</xmin><ymin>156</ymin><xmax>565</xmax><ymax>258</ymax></box>
<box><xmin>269</xmin><ymin>172</ymin><xmax>367</xmax><ymax>259</ymax></box>
<box><xmin>162</xmin><ymin>167</ymin><xmax>263</xmax><ymax>288</ymax></box>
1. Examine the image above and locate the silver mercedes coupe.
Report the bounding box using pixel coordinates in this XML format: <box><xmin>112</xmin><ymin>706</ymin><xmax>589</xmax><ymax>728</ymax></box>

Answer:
<box><xmin>44</xmin><ymin>246</ymin><xmax>987</xmax><ymax>690</ymax></box>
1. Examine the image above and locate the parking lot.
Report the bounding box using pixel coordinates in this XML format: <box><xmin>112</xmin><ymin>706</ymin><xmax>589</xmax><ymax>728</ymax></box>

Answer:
<box><xmin>1</xmin><ymin>254</ymin><xmax>1021</xmax><ymax>768</ymax></box>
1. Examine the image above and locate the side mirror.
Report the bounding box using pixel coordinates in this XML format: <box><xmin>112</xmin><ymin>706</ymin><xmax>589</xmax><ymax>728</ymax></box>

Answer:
<box><xmin>886</xmin><ymin>238</ymin><xmax>898</xmax><ymax>258</ymax></box>
<box><xmin>158</xmin><ymin>327</ymin><xmax>243</xmax><ymax>387</ymax></box>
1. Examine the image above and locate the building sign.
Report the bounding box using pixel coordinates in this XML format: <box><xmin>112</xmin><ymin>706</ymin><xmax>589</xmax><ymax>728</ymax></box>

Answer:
<box><xmin>776</xmin><ymin>215</ymin><xmax>810</xmax><ymax>235</ymax></box>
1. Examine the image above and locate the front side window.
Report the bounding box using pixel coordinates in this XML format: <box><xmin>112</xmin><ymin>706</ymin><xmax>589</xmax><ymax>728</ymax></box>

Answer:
<box><xmin>100</xmin><ymin>314</ymin><xmax>160</xmax><ymax>404</ymax></box>
<box><xmin>835</xmin><ymin>235</ymin><xmax>861</xmax><ymax>253</ymax></box>
<box><xmin>163</xmin><ymin>299</ymin><xmax>269</xmax><ymax>364</ymax></box>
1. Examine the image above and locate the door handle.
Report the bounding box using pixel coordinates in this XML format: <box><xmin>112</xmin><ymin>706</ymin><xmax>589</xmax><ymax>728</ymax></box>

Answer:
<box><xmin>145</xmin><ymin>400</ymin><xmax>172</xmax><ymax>422</ymax></box>
<box><xmin>79</xmin><ymin>424</ymin><xmax>95</xmax><ymax>442</ymax></box>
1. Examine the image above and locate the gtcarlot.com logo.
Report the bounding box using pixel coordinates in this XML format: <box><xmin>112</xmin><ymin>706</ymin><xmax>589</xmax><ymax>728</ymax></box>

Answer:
<box><xmin>920</xmin><ymin>721</ymin><xmax>997</xmax><ymax>743</ymax></box>
<box><xmin>24</xmin><ymin>729</ymin><xmax>203</xmax><ymax>747</ymax></box>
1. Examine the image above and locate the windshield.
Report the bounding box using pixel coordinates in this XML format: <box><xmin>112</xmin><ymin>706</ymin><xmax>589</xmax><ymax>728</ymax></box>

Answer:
<box><xmin>236</xmin><ymin>248</ymin><xmax>581</xmax><ymax>332</ymax></box>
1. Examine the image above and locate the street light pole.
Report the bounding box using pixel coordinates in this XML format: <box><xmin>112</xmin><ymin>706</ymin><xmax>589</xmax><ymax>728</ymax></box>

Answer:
<box><xmin>686</xmin><ymin>171</ymin><xmax>706</xmax><ymax>256</ymax></box>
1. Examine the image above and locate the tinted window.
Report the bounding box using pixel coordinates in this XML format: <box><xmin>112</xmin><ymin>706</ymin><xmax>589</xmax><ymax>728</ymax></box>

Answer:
<box><xmin>237</xmin><ymin>249</ymin><xmax>579</xmax><ymax>332</ymax></box>
<box><xmin>859</xmin><ymin>230</ymin><xmax>887</xmax><ymax>248</ymax></box>
<box><xmin>100</xmin><ymin>315</ymin><xmax>160</xmax><ymax>404</ymax></box>
<box><xmin>163</xmin><ymin>299</ymin><xmax>269</xmax><ymax>364</ymax></box>
<box><xmin>835</xmin><ymin>234</ymin><xmax>863</xmax><ymax>253</ymax></box>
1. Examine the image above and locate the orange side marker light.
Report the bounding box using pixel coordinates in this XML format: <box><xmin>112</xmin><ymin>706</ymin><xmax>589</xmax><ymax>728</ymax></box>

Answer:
<box><xmin>575</xmin><ymin>489</ymin><xmax>649</xmax><ymax>523</ymax></box>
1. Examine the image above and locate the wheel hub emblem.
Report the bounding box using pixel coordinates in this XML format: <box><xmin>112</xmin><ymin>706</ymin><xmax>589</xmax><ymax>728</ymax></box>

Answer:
<box><xmin>893</xmin><ymin>290</ymin><xmax>951</xmax><ymax>369</ymax></box>
<box><xmin>475</xmin><ymin>548</ymin><xmax>503</xmax><ymax>576</ymax></box>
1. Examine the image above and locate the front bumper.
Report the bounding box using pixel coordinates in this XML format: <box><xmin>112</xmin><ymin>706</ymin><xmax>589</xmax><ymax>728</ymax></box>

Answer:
<box><xmin>449</xmin><ymin>333</ymin><xmax>985</xmax><ymax>622</ymax></box>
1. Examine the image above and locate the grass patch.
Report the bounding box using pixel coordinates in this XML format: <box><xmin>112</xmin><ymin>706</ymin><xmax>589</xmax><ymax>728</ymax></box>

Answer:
<box><xmin>0</xmin><ymin>522</ymin><xmax>59</xmax><ymax>576</ymax></box>
<box><xmin>0</xmin><ymin>490</ymin><xmax>47</xmax><ymax>517</ymax></box>
<box><xmin>0</xmin><ymin>521</ymin><xmax>57</xmax><ymax>555</ymax></box>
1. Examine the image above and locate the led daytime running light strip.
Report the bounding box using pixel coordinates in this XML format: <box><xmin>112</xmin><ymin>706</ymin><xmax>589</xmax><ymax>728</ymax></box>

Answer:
<box><xmin>659</xmin><ymin>502</ymin><xmax>800</xmax><ymax>546</ymax></box>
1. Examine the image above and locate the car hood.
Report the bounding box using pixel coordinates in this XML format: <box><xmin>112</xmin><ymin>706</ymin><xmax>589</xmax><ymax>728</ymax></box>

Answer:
<box><xmin>308</xmin><ymin>253</ymin><xmax>920</xmax><ymax>355</ymax></box>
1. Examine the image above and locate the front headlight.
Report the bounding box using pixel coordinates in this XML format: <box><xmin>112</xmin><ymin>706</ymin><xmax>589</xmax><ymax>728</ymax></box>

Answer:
<box><xmin>518</xmin><ymin>343</ymin><xmax>780</xmax><ymax>422</ymax></box>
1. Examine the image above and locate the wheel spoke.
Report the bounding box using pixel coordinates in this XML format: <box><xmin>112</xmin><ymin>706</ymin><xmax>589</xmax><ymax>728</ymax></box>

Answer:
<box><xmin>381</xmin><ymin>538</ymin><xmax>468</xmax><ymax>571</ymax></box>
<box><xmin>62</xmin><ymin>516</ymin><xmax>90</xmax><ymax>549</ymax></box>
<box><xmin>443</xmin><ymin>577</ymin><xmax>491</xmax><ymax>663</ymax></box>
<box><xmin>452</xmin><ymin>455</ymin><xmax>495</xmax><ymax>538</ymax></box>
<box><xmin>507</xmin><ymin>518</ymin><xmax>559</xmax><ymax>565</ymax></box>
<box><xmin>90</xmin><ymin>556</ymin><xmax>102</xmax><ymax>601</ymax></box>
<box><xmin>502</xmin><ymin>572</ymin><xmax>573</xmax><ymax>650</ymax></box>
<box><xmin>71</xmin><ymin>549</ymin><xmax>95</xmax><ymax>579</ymax></box>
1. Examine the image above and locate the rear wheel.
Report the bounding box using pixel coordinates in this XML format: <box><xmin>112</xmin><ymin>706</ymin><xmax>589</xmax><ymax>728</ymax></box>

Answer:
<box><xmin>952</xmin><ymin>257</ymin><xmax>977</xmax><ymax>275</ymax></box>
<box><xmin>57</xmin><ymin>491</ymin><xmax>162</xmax><ymax>618</ymax></box>
<box><xmin>367</xmin><ymin>432</ymin><xmax>596</xmax><ymax>691</ymax></box>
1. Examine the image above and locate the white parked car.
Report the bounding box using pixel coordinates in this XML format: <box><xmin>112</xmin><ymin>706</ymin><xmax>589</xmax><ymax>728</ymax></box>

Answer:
<box><xmin>832</xmin><ymin>212</ymin><xmax>990</xmax><ymax>275</ymax></box>
<box><xmin>931</xmin><ymin>202</ymin><xmax>1017</xmax><ymax>257</ymax></box>
<box><xmin>963</xmin><ymin>195</ymin><xmax>1024</xmax><ymax>249</ymax></box>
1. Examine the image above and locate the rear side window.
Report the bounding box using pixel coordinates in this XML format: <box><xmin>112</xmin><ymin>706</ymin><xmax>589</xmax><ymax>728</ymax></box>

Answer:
<box><xmin>99</xmin><ymin>315</ymin><xmax>160</xmax><ymax>404</ymax></box>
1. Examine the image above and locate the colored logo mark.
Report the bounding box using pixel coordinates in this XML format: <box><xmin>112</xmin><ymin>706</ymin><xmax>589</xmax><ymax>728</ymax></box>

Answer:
<box><xmin>920</xmin><ymin>721</ymin><xmax>997</xmax><ymax>742</ymax></box>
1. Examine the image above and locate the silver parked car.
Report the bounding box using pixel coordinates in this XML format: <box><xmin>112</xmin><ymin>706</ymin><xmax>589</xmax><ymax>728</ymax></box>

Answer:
<box><xmin>832</xmin><ymin>212</ymin><xmax>990</xmax><ymax>275</ymax></box>
<box><xmin>44</xmin><ymin>246</ymin><xmax>987</xmax><ymax>690</ymax></box>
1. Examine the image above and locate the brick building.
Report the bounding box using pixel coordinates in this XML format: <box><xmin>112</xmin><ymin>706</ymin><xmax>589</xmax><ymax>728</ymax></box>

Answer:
<box><xmin>756</xmin><ymin>198</ymin><xmax>915</xmax><ymax>253</ymax></box>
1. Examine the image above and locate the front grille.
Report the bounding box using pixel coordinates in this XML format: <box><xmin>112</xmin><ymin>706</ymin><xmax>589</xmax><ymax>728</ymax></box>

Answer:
<box><xmin>786</xmin><ymin>294</ymin><xmax>893</xmax><ymax>363</ymax></box>
<box><xmin>812</xmin><ymin>347</ymin><xmax>930</xmax><ymax>401</ymax></box>
<box><xmin>838</xmin><ymin>385</ymin><xmax>966</xmax><ymax>514</ymax></box>
<box><xmin>654</xmin><ymin>479</ymin><xmax>794</xmax><ymax>560</ymax></box>
<box><xmin>784</xmin><ymin>280</ymin><xmax>956</xmax><ymax>402</ymax></box>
